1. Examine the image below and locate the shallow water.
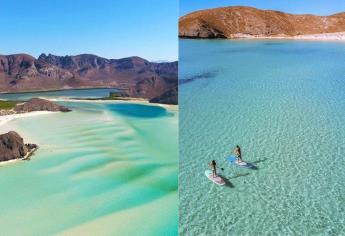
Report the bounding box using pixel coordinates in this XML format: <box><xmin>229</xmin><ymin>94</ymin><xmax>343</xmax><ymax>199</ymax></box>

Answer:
<box><xmin>179</xmin><ymin>39</ymin><xmax>345</xmax><ymax>235</ymax></box>
<box><xmin>0</xmin><ymin>94</ymin><xmax>178</xmax><ymax>235</ymax></box>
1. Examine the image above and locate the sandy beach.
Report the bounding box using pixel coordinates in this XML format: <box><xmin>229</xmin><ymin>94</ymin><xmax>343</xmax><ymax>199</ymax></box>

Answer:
<box><xmin>230</xmin><ymin>32</ymin><xmax>345</xmax><ymax>42</ymax></box>
<box><xmin>0</xmin><ymin>111</ymin><xmax>56</xmax><ymax>127</ymax></box>
<box><xmin>293</xmin><ymin>32</ymin><xmax>345</xmax><ymax>41</ymax></box>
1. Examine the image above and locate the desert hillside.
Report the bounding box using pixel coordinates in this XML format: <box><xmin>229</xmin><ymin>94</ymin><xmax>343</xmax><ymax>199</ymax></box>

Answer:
<box><xmin>179</xmin><ymin>6</ymin><xmax>345</xmax><ymax>38</ymax></box>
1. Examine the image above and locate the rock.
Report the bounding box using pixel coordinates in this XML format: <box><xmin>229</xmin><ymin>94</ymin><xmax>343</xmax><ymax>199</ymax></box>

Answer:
<box><xmin>0</xmin><ymin>131</ymin><xmax>28</xmax><ymax>162</ymax></box>
<box><xmin>179</xmin><ymin>6</ymin><xmax>345</xmax><ymax>39</ymax></box>
<box><xmin>25</xmin><ymin>143</ymin><xmax>38</xmax><ymax>150</ymax></box>
<box><xmin>58</xmin><ymin>106</ymin><xmax>72</xmax><ymax>112</ymax></box>
<box><xmin>150</xmin><ymin>86</ymin><xmax>178</xmax><ymax>105</ymax></box>
<box><xmin>14</xmin><ymin>98</ymin><xmax>71</xmax><ymax>112</ymax></box>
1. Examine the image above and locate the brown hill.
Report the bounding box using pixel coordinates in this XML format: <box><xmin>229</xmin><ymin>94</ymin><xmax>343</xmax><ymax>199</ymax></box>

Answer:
<box><xmin>149</xmin><ymin>86</ymin><xmax>178</xmax><ymax>105</ymax></box>
<box><xmin>14</xmin><ymin>98</ymin><xmax>71</xmax><ymax>112</ymax></box>
<box><xmin>0</xmin><ymin>54</ymin><xmax>177</xmax><ymax>104</ymax></box>
<box><xmin>179</xmin><ymin>6</ymin><xmax>345</xmax><ymax>38</ymax></box>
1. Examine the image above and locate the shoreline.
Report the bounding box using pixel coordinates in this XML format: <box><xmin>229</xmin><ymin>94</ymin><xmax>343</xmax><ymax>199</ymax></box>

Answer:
<box><xmin>0</xmin><ymin>156</ymin><xmax>27</xmax><ymax>166</ymax></box>
<box><xmin>0</xmin><ymin>111</ymin><xmax>56</xmax><ymax>126</ymax></box>
<box><xmin>50</xmin><ymin>97</ymin><xmax>179</xmax><ymax>111</ymax></box>
<box><xmin>180</xmin><ymin>32</ymin><xmax>345</xmax><ymax>42</ymax></box>
<box><xmin>0</xmin><ymin>146</ymin><xmax>38</xmax><ymax>167</ymax></box>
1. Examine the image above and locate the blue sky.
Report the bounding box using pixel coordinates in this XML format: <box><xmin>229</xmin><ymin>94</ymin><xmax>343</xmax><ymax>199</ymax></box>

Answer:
<box><xmin>181</xmin><ymin>0</ymin><xmax>345</xmax><ymax>16</ymax></box>
<box><xmin>0</xmin><ymin>0</ymin><xmax>178</xmax><ymax>61</ymax></box>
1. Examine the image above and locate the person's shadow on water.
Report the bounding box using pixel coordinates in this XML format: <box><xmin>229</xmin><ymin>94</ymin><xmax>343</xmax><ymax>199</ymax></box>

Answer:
<box><xmin>238</xmin><ymin>157</ymin><xmax>268</xmax><ymax>170</ymax></box>
<box><xmin>250</xmin><ymin>157</ymin><xmax>268</xmax><ymax>170</ymax></box>
<box><xmin>218</xmin><ymin>174</ymin><xmax>235</xmax><ymax>188</ymax></box>
<box><xmin>216</xmin><ymin>158</ymin><xmax>268</xmax><ymax>188</ymax></box>
<box><xmin>252</xmin><ymin>158</ymin><xmax>268</xmax><ymax>165</ymax></box>
<box><xmin>218</xmin><ymin>172</ymin><xmax>252</xmax><ymax>188</ymax></box>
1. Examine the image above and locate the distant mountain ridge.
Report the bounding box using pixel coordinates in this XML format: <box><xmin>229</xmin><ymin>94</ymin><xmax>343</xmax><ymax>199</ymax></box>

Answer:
<box><xmin>179</xmin><ymin>6</ymin><xmax>345</xmax><ymax>39</ymax></box>
<box><xmin>0</xmin><ymin>53</ymin><xmax>177</xmax><ymax>104</ymax></box>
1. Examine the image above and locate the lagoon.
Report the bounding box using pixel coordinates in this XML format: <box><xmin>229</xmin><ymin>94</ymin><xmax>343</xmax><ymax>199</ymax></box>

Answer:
<box><xmin>0</xmin><ymin>90</ymin><xmax>178</xmax><ymax>235</ymax></box>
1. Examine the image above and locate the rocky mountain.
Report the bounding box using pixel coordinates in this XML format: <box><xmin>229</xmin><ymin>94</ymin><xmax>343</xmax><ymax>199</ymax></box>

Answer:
<box><xmin>0</xmin><ymin>131</ymin><xmax>37</xmax><ymax>162</ymax></box>
<box><xmin>0</xmin><ymin>54</ymin><xmax>177</xmax><ymax>104</ymax></box>
<box><xmin>14</xmin><ymin>98</ymin><xmax>71</xmax><ymax>112</ymax></box>
<box><xmin>179</xmin><ymin>6</ymin><xmax>345</xmax><ymax>38</ymax></box>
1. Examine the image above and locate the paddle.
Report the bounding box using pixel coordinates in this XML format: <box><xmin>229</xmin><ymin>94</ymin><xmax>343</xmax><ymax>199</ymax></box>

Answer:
<box><xmin>218</xmin><ymin>157</ymin><xmax>230</xmax><ymax>171</ymax></box>
<box><xmin>208</xmin><ymin>165</ymin><xmax>224</xmax><ymax>173</ymax></box>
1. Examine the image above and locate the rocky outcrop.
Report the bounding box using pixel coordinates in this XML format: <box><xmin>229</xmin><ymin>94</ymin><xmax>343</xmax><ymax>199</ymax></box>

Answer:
<box><xmin>0</xmin><ymin>110</ymin><xmax>16</xmax><ymax>116</ymax></box>
<box><xmin>150</xmin><ymin>86</ymin><xmax>178</xmax><ymax>105</ymax></box>
<box><xmin>179</xmin><ymin>6</ymin><xmax>345</xmax><ymax>39</ymax></box>
<box><xmin>0</xmin><ymin>54</ymin><xmax>178</xmax><ymax>104</ymax></box>
<box><xmin>14</xmin><ymin>98</ymin><xmax>71</xmax><ymax>112</ymax></box>
<box><xmin>0</xmin><ymin>131</ymin><xmax>37</xmax><ymax>162</ymax></box>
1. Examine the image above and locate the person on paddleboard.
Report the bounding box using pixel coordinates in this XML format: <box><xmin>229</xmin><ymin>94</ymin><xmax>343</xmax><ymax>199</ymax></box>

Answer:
<box><xmin>209</xmin><ymin>160</ymin><xmax>217</xmax><ymax>177</ymax></box>
<box><xmin>234</xmin><ymin>145</ymin><xmax>243</xmax><ymax>162</ymax></box>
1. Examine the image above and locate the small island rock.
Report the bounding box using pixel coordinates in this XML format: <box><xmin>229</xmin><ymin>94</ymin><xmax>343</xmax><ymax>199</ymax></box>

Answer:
<box><xmin>0</xmin><ymin>131</ymin><xmax>28</xmax><ymax>162</ymax></box>
<box><xmin>14</xmin><ymin>98</ymin><xmax>71</xmax><ymax>112</ymax></box>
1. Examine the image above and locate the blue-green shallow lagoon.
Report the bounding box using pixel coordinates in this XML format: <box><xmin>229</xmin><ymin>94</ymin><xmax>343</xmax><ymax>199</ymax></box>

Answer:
<box><xmin>179</xmin><ymin>39</ymin><xmax>345</xmax><ymax>235</ymax></box>
<box><xmin>0</xmin><ymin>94</ymin><xmax>178</xmax><ymax>235</ymax></box>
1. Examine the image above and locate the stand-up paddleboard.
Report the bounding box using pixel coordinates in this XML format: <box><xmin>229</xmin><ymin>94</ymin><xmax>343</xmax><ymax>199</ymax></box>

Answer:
<box><xmin>227</xmin><ymin>155</ymin><xmax>255</xmax><ymax>169</ymax></box>
<box><xmin>205</xmin><ymin>170</ymin><xmax>225</xmax><ymax>186</ymax></box>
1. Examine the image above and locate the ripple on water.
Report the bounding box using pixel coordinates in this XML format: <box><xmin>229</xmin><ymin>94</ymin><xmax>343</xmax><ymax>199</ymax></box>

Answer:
<box><xmin>0</xmin><ymin>100</ymin><xmax>178</xmax><ymax>235</ymax></box>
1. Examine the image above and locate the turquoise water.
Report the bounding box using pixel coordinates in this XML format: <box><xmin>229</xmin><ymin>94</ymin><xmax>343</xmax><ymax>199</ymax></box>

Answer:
<box><xmin>0</xmin><ymin>93</ymin><xmax>178</xmax><ymax>235</ymax></box>
<box><xmin>179</xmin><ymin>39</ymin><xmax>345</xmax><ymax>235</ymax></box>
<box><xmin>0</xmin><ymin>88</ymin><xmax>117</xmax><ymax>100</ymax></box>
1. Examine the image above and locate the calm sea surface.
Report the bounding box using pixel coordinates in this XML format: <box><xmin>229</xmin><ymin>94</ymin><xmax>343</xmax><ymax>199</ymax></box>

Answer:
<box><xmin>179</xmin><ymin>39</ymin><xmax>345</xmax><ymax>235</ymax></box>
